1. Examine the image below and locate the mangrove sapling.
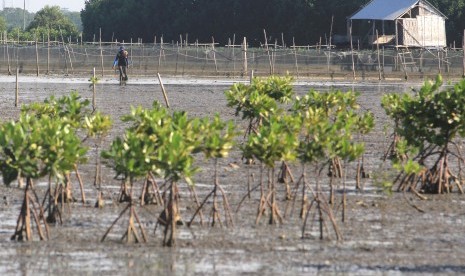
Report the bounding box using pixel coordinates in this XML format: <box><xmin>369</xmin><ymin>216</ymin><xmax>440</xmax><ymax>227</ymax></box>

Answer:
<box><xmin>101</xmin><ymin>131</ymin><xmax>153</xmax><ymax>243</ymax></box>
<box><xmin>225</xmin><ymin>75</ymin><xmax>300</xmax><ymax>203</ymax></box>
<box><xmin>381</xmin><ymin>93</ymin><xmax>410</xmax><ymax>162</ymax></box>
<box><xmin>225</xmin><ymin>75</ymin><xmax>294</xmax><ymax>138</ymax></box>
<box><xmin>225</xmin><ymin>76</ymin><xmax>297</xmax><ymax>179</ymax></box>
<box><xmin>0</xmin><ymin>115</ymin><xmax>50</xmax><ymax>241</ymax></box>
<box><xmin>292</xmin><ymin>88</ymin><xmax>374</xmax><ymax>180</ymax></box>
<box><xmin>242</xmin><ymin>114</ymin><xmax>300</xmax><ymax>225</ymax></box>
<box><xmin>291</xmin><ymin>89</ymin><xmax>374</xmax><ymax>208</ymax></box>
<box><xmin>382</xmin><ymin>76</ymin><xmax>465</xmax><ymax>194</ymax></box>
<box><xmin>120</xmin><ymin>103</ymin><xmax>173</xmax><ymax>205</ymax></box>
<box><xmin>155</xmin><ymin>129</ymin><xmax>200</xmax><ymax>246</ymax></box>
<box><xmin>37</xmin><ymin>115</ymin><xmax>88</xmax><ymax>223</ymax></box>
<box><xmin>108</xmin><ymin>102</ymin><xmax>202</xmax><ymax>246</ymax></box>
<box><xmin>82</xmin><ymin>112</ymin><xmax>113</xmax><ymax>207</ymax></box>
<box><xmin>22</xmin><ymin>92</ymin><xmax>94</xmax><ymax>204</ymax></box>
<box><xmin>188</xmin><ymin>115</ymin><xmax>236</xmax><ymax>227</ymax></box>
<box><xmin>287</xmin><ymin>88</ymin><xmax>373</xmax><ymax>234</ymax></box>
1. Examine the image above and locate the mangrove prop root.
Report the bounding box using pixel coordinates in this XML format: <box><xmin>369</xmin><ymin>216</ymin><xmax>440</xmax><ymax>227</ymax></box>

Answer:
<box><xmin>101</xmin><ymin>204</ymin><xmax>130</xmax><ymax>242</ymax></box>
<box><xmin>74</xmin><ymin>165</ymin><xmax>86</xmax><ymax>204</ymax></box>
<box><xmin>189</xmin><ymin>159</ymin><xmax>234</xmax><ymax>227</ymax></box>
<box><xmin>162</xmin><ymin>182</ymin><xmax>180</xmax><ymax>247</ymax></box>
<box><xmin>278</xmin><ymin>161</ymin><xmax>295</xmax><ymax>200</ymax></box>
<box><xmin>148</xmin><ymin>172</ymin><xmax>165</xmax><ymax>206</ymax></box>
<box><xmin>188</xmin><ymin>186</ymin><xmax>205</xmax><ymax>226</ymax></box>
<box><xmin>235</xmin><ymin>182</ymin><xmax>260</xmax><ymax>213</ymax></box>
<box><xmin>256</xmin><ymin>169</ymin><xmax>283</xmax><ymax>225</ymax></box>
<box><xmin>11</xmin><ymin>179</ymin><xmax>49</xmax><ymax>241</ymax></box>
<box><xmin>118</xmin><ymin>181</ymin><xmax>131</xmax><ymax>203</ymax></box>
<box><xmin>101</xmin><ymin>199</ymin><xmax>148</xmax><ymax>243</ymax></box>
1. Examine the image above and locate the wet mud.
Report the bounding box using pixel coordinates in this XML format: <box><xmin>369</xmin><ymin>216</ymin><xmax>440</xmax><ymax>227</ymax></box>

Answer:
<box><xmin>0</xmin><ymin>77</ymin><xmax>464</xmax><ymax>275</ymax></box>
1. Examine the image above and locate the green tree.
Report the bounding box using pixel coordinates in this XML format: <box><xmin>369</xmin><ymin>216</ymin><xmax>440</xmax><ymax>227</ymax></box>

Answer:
<box><xmin>27</xmin><ymin>6</ymin><xmax>78</xmax><ymax>40</ymax></box>
<box><xmin>79</xmin><ymin>0</ymin><xmax>462</xmax><ymax>45</ymax></box>
<box><xmin>0</xmin><ymin>16</ymin><xmax>7</xmax><ymax>33</ymax></box>
<box><xmin>0</xmin><ymin>7</ymin><xmax>34</xmax><ymax>30</ymax></box>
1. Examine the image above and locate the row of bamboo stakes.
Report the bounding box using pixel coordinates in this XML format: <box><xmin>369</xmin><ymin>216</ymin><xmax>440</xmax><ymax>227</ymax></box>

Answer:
<box><xmin>10</xmin><ymin>28</ymin><xmax>465</xmax><ymax>109</ymax></box>
<box><xmin>6</xmin><ymin>30</ymin><xmax>465</xmax><ymax>79</ymax></box>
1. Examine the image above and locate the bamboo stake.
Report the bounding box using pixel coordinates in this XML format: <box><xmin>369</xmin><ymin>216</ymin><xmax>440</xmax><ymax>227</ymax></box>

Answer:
<box><xmin>6</xmin><ymin>32</ymin><xmax>11</xmax><ymax>75</ymax></box>
<box><xmin>47</xmin><ymin>29</ymin><xmax>50</xmax><ymax>75</ymax></box>
<box><xmin>157</xmin><ymin>37</ymin><xmax>163</xmax><ymax>72</ymax></box>
<box><xmin>376</xmin><ymin>30</ymin><xmax>381</xmax><ymax>80</ymax></box>
<box><xmin>327</xmin><ymin>15</ymin><xmax>334</xmax><ymax>72</ymax></box>
<box><xmin>349</xmin><ymin>23</ymin><xmax>356</xmax><ymax>79</ymax></box>
<box><xmin>437</xmin><ymin>50</ymin><xmax>441</xmax><ymax>74</ymax></box>
<box><xmin>175</xmin><ymin>42</ymin><xmax>179</xmax><ymax>75</ymax></box>
<box><xmin>99</xmin><ymin>28</ymin><xmax>104</xmax><ymax>77</ymax></box>
<box><xmin>232</xmin><ymin>34</ymin><xmax>236</xmax><ymax>75</ymax></box>
<box><xmin>293</xmin><ymin>37</ymin><xmax>299</xmax><ymax>77</ymax></box>
<box><xmin>15</xmin><ymin>68</ymin><xmax>18</xmax><ymax>107</ymax></box>
<box><xmin>463</xmin><ymin>29</ymin><xmax>465</xmax><ymax>78</ymax></box>
<box><xmin>66</xmin><ymin>45</ymin><xmax>74</xmax><ymax>75</ymax></box>
<box><xmin>419</xmin><ymin>49</ymin><xmax>423</xmax><ymax>73</ymax></box>
<box><xmin>263</xmin><ymin>29</ymin><xmax>273</xmax><ymax>75</ymax></box>
<box><xmin>157</xmin><ymin>73</ymin><xmax>170</xmax><ymax>108</ymax></box>
<box><xmin>272</xmin><ymin>40</ymin><xmax>277</xmax><ymax>74</ymax></box>
<box><xmin>60</xmin><ymin>27</ymin><xmax>68</xmax><ymax>75</ymax></box>
<box><xmin>212</xmin><ymin>37</ymin><xmax>218</xmax><ymax>74</ymax></box>
<box><xmin>92</xmin><ymin>67</ymin><xmax>96</xmax><ymax>109</ymax></box>
<box><xmin>445</xmin><ymin>48</ymin><xmax>449</xmax><ymax>73</ymax></box>
<box><xmin>35</xmin><ymin>40</ymin><xmax>39</xmax><ymax>76</ymax></box>
<box><xmin>242</xmin><ymin>37</ymin><xmax>247</xmax><ymax>76</ymax></box>
<box><xmin>182</xmin><ymin>37</ymin><xmax>187</xmax><ymax>75</ymax></box>
<box><xmin>139</xmin><ymin>42</ymin><xmax>143</xmax><ymax>72</ymax></box>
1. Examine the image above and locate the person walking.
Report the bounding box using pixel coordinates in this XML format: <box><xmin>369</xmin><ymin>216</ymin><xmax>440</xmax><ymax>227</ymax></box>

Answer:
<box><xmin>113</xmin><ymin>46</ymin><xmax>129</xmax><ymax>82</ymax></box>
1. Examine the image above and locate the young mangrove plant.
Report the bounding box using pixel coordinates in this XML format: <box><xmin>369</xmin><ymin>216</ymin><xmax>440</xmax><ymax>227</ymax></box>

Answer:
<box><xmin>0</xmin><ymin>110</ymin><xmax>87</xmax><ymax>240</ymax></box>
<box><xmin>22</xmin><ymin>92</ymin><xmax>94</xmax><ymax>204</ymax></box>
<box><xmin>120</xmin><ymin>103</ymin><xmax>174</xmax><ymax>206</ymax></box>
<box><xmin>101</xmin><ymin>130</ymin><xmax>153</xmax><ymax>243</ymax></box>
<box><xmin>292</xmin><ymin>89</ymin><xmax>374</xmax><ymax>183</ymax></box>
<box><xmin>242</xmin><ymin>114</ymin><xmax>300</xmax><ymax>225</ymax></box>
<box><xmin>103</xmin><ymin>101</ymin><xmax>203</xmax><ymax>246</ymax></box>
<box><xmin>82</xmin><ymin>112</ymin><xmax>113</xmax><ymax>208</ymax></box>
<box><xmin>225</xmin><ymin>75</ymin><xmax>296</xmax><ymax>197</ymax></box>
<box><xmin>0</xmin><ymin>115</ymin><xmax>49</xmax><ymax>241</ymax></box>
<box><xmin>225</xmin><ymin>75</ymin><xmax>294</xmax><ymax>138</ymax></box>
<box><xmin>188</xmin><ymin>114</ymin><xmax>237</xmax><ymax>227</ymax></box>
<box><xmin>288</xmin><ymin>88</ymin><xmax>373</xmax><ymax>240</ymax></box>
<box><xmin>382</xmin><ymin>75</ymin><xmax>465</xmax><ymax>194</ymax></box>
<box><xmin>37</xmin><ymin>114</ymin><xmax>88</xmax><ymax>224</ymax></box>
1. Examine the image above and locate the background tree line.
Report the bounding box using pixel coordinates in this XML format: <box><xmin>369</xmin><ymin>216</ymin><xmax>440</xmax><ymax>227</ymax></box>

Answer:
<box><xmin>81</xmin><ymin>0</ymin><xmax>465</xmax><ymax>46</ymax></box>
<box><xmin>0</xmin><ymin>6</ymin><xmax>81</xmax><ymax>42</ymax></box>
<box><xmin>0</xmin><ymin>0</ymin><xmax>463</xmax><ymax>47</ymax></box>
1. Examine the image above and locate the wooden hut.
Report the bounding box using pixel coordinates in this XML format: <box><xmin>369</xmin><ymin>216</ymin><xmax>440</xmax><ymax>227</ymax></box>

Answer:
<box><xmin>348</xmin><ymin>0</ymin><xmax>446</xmax><ymax>48</ymax></box>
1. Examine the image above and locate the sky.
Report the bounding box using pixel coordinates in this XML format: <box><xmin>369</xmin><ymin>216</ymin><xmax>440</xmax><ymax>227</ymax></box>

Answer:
<box><xmin>6</xmin><ymin>0</ymin><xmax>85</xmax><ymax>12</ymax></box>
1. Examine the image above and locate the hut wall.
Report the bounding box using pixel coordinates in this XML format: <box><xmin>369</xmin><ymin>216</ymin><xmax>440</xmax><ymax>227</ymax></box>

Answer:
<box><xmin>401</xmin><ymin>18</ymin><xmax>419</xmax><ymax>46</ymax></box>
<box><xmin>417</xmin><ymin>15</ymin><xmax>446</xmax><ymax>47</ymax></box>
<box><xmin>400</xmin><ymin>15</ymin><xmax>445</xmax><ymax>47</ymax></box>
